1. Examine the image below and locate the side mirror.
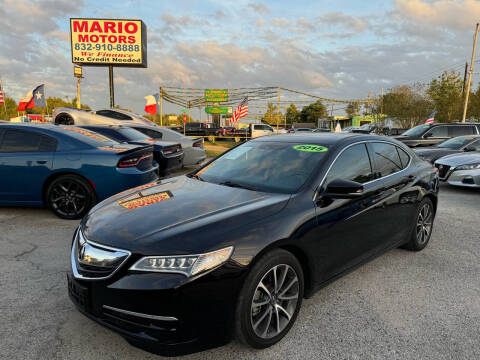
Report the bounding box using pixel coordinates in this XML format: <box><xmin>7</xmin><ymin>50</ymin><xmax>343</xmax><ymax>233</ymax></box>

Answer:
<box><xmin>322</xmin><ymin>179</ymin><xmax>364</xmax><ymax>199</ymax></box>
<box><xmin>464</xmin><ymin>146</ymin><xmax>475</xmax><ymax>152</ymax></box>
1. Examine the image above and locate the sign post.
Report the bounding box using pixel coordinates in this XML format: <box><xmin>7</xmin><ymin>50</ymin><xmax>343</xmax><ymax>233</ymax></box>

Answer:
<box><xmin>70</xmin><ymin>18</ymin><xmax>147</xmax><ymax>108</ymax></box>
<box><xmin>73</xmin><ymin>66</ymin><xmax>83</xmax><ymax>109</ymax></box>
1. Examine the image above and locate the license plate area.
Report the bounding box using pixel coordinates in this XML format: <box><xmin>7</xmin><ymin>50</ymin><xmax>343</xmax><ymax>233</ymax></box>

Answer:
<box><xmin>67</xmin><ymin>274</ymin><xmax>90</xmax><ymax>311</ymax></box>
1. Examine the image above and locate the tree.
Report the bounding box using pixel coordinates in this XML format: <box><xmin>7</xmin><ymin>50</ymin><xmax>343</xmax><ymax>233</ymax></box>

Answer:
<box><xmin>427</xmin><ymin>70</ymin><xmax>463</xmax><ymax>123</ymax></box>
<box><xmin>345</xmin><ymin>102</ymin><xmax>361</xmax><ymax>117</ymax></box>
<box><xmin>26</xmin><ymin>97</ymin><xmax>90</xmax><ymax>115</ymax></box>
<box><xmin>380</xmin><ymin>84</ymin><xmax>432</xmax><ymax>128</ymax></box>
<box><xmin>262</xmin><ymin>103</ymin><xmax>282</xmax><ymax>125</ymax></box>
<box><xmin>300</xmin><ymin>100</ymin><xmax>327</xmax><ymax>123</ymax></box>
<box><xmin>285</xmin><ymin>104</ymin><xmax>300</xmax><ymax>125</ymax></box>
<box><xmin>2</xmin><ymin>97</ymin><xmax>18</xmax><ymax>119</ymax></box>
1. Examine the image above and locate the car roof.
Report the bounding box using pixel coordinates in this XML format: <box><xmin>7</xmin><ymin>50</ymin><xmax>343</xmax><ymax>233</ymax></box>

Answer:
<box><xmin>252</xmin><ymin>133</ymin><xmax>381</xmax><ymax>145</ymax></box>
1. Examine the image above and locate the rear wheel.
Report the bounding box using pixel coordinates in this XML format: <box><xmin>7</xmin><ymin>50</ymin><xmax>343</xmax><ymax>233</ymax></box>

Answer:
<box><xmin>55</xmin><ymin>113</ymin><xmax>74</xmax><ymax>125</ymax></box>
<box><xmin>235</xmin><ymin>249</ymin><xmax>304</xmax><ymax>348</ymax></box>
<box><xmin>402</xmin><ymin>198</ymin><xmax>434</xmax><ymax>251</ymax></box>
<box><xmin>46</xmin><ymin>175</ymin><xmax>96</xmax><ymax>219</ymax></box>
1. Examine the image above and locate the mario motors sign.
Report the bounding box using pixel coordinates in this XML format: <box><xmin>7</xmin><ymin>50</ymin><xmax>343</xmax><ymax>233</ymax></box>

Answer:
<box><xmin>70</xmin><ymin>18</ymin><xmax>147</xmax><ymax>67</ymax></box>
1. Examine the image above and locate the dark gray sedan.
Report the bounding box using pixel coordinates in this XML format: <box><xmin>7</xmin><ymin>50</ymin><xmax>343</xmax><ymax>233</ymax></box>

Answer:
<box><xmin>414</xmin><ymin>135</ymin><xmax>480</xmax><ymax>164</ymax></box>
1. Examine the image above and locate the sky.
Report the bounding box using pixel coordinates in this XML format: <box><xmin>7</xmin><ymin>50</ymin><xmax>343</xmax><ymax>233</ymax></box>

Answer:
<box><xmin>1</xmin><ymin>0</ymin><xmax>480</xmax><ymax>117</ymax></box>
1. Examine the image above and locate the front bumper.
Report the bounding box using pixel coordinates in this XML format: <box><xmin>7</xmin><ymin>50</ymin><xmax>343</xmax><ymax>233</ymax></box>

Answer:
<box><xmin>444</xmin><ymin>168</ymin><xmax>480</xmax><ymax>188</ymax></box>
<box><xmin>67</xmin><ymin>231</ymin><xmax>245</xmax><ymax>356</ymax></box>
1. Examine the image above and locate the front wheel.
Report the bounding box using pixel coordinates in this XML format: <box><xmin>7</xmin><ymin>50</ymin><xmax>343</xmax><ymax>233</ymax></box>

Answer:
<box><xmin>402</xmin><ymin>198</ymin><xmax>435</xmax><ymax>251</ymax></box>
<box><xmin>235</xmin><ymin>249</ymin><xmax>304</xmax><ymax>348</ymax></box>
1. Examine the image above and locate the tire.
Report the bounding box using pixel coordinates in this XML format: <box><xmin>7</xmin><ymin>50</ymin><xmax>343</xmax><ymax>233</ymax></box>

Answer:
<box><xmin>55</xmin><ymin>113</ymin><xmax>74</xmax><ymax>125</ymax></box>
<box><xmin>235</xmin><ymin>249</ymin><xmax>304</xmax><ymax>349</ymax></box>
<box><xmin>402</xmin><ymin>197</ymin><xmax>435</xmax><ymax>251</ymax></box>
<box><xmin>45</xmin><ymin>174</ymin><xmax>96</xmax><ymax>219</ymax></box>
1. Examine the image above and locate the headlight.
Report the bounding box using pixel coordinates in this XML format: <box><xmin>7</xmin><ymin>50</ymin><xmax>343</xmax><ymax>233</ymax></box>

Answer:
<box><xmin>129</xmin><ymin>246</ymin><xmax>233</xmax><ymax>277</ymax></box>
<box><xmin>456</xmin><ymin>163</ymin><xmax>480</xmax><ymax>170</ymax></box>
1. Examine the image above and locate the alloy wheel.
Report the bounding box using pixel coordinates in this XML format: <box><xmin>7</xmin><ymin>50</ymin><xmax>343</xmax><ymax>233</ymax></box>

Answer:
<box><xmin>250</xmin><ymin>264</ymin><xmax>299</xmax><ymax>339</ymax></box>
<box><xmin>416</xmin><ymin>203</ymin><xmax>433</xmax><ymax>244</ymax></box>
<box><xmin>49</xmin><ymin>180</ymin><xmax>87</xmax><ymax>217</ymax></box>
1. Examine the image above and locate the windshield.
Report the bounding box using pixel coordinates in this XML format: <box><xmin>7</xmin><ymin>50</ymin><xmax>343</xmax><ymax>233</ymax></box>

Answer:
<box><xmin>194</xmin><ymin>141</ymin><xmax>329</xmax><ymax>193</ymax></box>
<box><xmin>402</xmin><ymin>124</ymin><xmax>431</xmax><ymax>137</ymax></box>
<box><xmin>436</xmin><ymin>136</ymin><xmax>475</xmax><ymax>149</ymax></box>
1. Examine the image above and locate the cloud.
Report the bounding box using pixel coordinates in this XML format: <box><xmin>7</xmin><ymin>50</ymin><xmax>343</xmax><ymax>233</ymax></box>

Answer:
<box><xmin>271</xmin><ymin>18</ymin><xmax>289</xmax><ymax>27</ymax></box>
<box><xmin>248</xmin><ymin>2</ymin><xmax>271</xmax><ymax>14</ymax></box>
<box><xmin>395</xmin><ymin>0</ymin><xmax>480</xmax><ymax>30</ymax></box>
<box><xmin>318</xmin><ymin>12</ymin><xmax>369</xmax><ymax>32</ymax></box>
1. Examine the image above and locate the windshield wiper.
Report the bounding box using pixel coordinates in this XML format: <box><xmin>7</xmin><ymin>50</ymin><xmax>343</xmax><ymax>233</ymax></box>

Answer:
<box><xmin>218</xmin><ymin>181</ymin><xmax>258</xmax><ymax>191</ymax></box>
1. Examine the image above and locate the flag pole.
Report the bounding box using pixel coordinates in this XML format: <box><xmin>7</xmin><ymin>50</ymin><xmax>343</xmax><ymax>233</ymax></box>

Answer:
<box><xmin>1</xmin><ymin>77</ymin><xmax>7</xmax><ymax>120</ymax></box>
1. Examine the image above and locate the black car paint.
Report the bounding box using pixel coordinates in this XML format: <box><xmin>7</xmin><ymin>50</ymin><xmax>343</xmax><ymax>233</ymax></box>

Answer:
<box><xmin>79</xmin><ymin>125</ymin><xmax>184</xmax><ymax>175</ymax></box>
<box><xmin>394</xmin><ymin>123</ymin><xmax>480</xmax><ymax>147</ymax></box>
<box><xmin>69</xmin><ymin>134</ymin><xmax>438</xmax><ymax>355</ymax></box>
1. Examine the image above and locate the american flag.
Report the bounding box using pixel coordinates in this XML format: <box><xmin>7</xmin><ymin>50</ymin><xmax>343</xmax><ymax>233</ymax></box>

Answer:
<box><xmin>0</xmin><ymin>78</ymin><xmax>4</xmax><ymax>105</ymax></box>
<box><xmin>230</xmin><ymin>96</ymin><xmax>248</xmax><ymax>125</ymax></box>
<box><xmin>424</xmin><ymin>110</ymin><xmax>435</xmax><ymax>125</ymax></box>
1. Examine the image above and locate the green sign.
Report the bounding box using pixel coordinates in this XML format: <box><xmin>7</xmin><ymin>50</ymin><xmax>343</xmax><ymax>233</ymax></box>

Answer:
<box><xmin>205</xmin><ymin>89</ymin><xmax>228</xmax><ymax>102</ymax></box>
<box><xmin>293</xmin><ymin>144</ymin><xmax>328</xmax><ymax>152</ymax></box>
<box><xmin>205</xmin><ymin>106</ymin><xmax>229</xmax><ymax>114</ymax></box>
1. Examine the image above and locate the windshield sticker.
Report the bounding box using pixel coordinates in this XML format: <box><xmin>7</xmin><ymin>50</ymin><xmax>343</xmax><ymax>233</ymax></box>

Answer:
<box><xmin>293</xmin><ymin>144</ymin><xmax>328</xmax><ymax>152</ymax></box>
<box><xmin>223</xmin><ymin>146</ymin><xmax>252</xmax><ymax>160</ymax></box>
<box><xmin>118</xmin><ymin>191</ymin><xmax>172</xmax><ymax>210</ymax></box>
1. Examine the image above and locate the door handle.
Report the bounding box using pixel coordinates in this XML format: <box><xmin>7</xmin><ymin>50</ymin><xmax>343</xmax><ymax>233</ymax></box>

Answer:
<box><xmin>36</xmin><ymin>160</ymin><xmax>47</xmax><ymax>164</ymax></box>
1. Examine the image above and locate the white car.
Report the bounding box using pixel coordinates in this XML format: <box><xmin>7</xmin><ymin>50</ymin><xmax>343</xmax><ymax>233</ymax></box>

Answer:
<box><xmin>53</xmin><ymin>108</ymin><xmax>155</xmax><ymax>126</ymax></box>
<box><xmin>129</xmin><ymin>125</ymin><xmax>207</xmax><ymax>166</ymax></box>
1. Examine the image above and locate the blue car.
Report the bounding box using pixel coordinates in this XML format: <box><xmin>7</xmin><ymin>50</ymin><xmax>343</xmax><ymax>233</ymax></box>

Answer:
<box><xmin>0</xmin><ymin>123</ymin><xmax>159</xmax><ymax>219</ymax></box>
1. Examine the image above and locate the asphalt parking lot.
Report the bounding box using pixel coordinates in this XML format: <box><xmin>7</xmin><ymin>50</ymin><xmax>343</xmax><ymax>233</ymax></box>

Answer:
<box><xmin>0</xmin><ymin>183</ymin><xmax>479</xmax><ymax>360</ymax></box>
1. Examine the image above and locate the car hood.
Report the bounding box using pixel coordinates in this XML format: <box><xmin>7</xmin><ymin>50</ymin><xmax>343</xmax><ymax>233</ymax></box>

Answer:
<box><xmin>435</xmin><ymin>153</ymin><xmax>480</xmax><ymax>166</ymax></box>
<box><xmin>82</xmin><ymin>176</ymin><xmax>290</xmax><ymax>254</ymax></box>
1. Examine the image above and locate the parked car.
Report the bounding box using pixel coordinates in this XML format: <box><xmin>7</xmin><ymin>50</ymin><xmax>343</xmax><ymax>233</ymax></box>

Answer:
<box><xmin>313</xmin><ymin>128</ymin><xmax>331</xmax><ymax>133</ymax></box>
<box><xmin>216</xmin><ymin>127</ymin><xmax>236</xmax><ymax>136</ymax></box>
<box><xmin>53</xmin><ymin>108</ymin><xmax>155</xmax><ymax>126</ymax></box>
<box><xmin>127</xmin><ymin>125</ymin><xmax>206</xmax><ymax>166</ymax></box>
<box><xmin>435</xmin><ymin>152</ymin><xmax>480</xmax><ymax>188</ymax></box>
<box><xmin>394</xmin><ymin>123</ymin><xmax>480</xmax><ymax>147</ymax></box>
<box><xmin>414</xmin><ymin>135</ymin><xmax>480</xmax><ymax>163</ymax></box>
<box><xmin>177</xmin><ymin>122</ymin><xmax>219</xmax><ymax>137</ymax></box>
<box><xmin>68</xmin><ymin>133</ymin><xmax>438</xmax><ymax>355</ymax></box>
<box><xmin>0</xmin><ymin>123</ymin><xmax>158</xmax><ymax>219</ymax></box>
<box><xmin>232</xmin><ymin>123</ymin><xmax>275</xmax><ymax>138</ymax></box>
<box><xmin>79</xmin><ymin>125</ymin><xmax>184</xmax><ymax>176</ymax></box>
<box><xmin>287</xmin><ymin>127</ymin><xmax>314</xmax><ymax>133</ymax></box>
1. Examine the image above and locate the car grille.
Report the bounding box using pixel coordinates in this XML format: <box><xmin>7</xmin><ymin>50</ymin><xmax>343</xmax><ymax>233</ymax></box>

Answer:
<box><xmin>71</xmin><ymin>229</ymin><xmax>131</xmax><ymax>280</ymax></box>
<box><xmin>436</xmin><ymin>164</ymin><xmax>451</xmax><ymax>179</ymax></box>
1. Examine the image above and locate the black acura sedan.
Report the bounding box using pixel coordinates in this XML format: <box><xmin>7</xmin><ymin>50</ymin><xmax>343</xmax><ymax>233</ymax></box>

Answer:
<box><xmin>68</xmin><ymin>134</ymin><xmax>439</xmax><ymax>355</ymax></box>
<box><xmin>414</xmin><ymin>135</ymin><xmax>480</xmax><ymax>164</ymax></box>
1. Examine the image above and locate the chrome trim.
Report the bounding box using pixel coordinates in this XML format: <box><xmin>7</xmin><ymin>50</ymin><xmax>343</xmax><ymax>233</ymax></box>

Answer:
<box><xmin>314</xmin><ymin>140</ymin><xmax>412</xmax><ymax>200</ymax></box>
<box><xmin>71</xmin><ymin>228</ymin><xmax>131</xmax><ymax>281</ymax></box>
<box><xmin>102</xmin><ymin>305</ymin><xmax>178</xmax><ymax>321</ymax></box>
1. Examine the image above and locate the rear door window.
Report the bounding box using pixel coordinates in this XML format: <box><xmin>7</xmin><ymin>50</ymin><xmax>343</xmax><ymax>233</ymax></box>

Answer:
<box><xmin>396</xmin><ymin>147</ymin><xmax>411</xmax><ymax>168</ymax></box>
<box><xmin>136</xmin><ymin>127</ymin><xmax>162</xmax><ymax>139</ymax></box>
<box><xmin>468</xmin><ymin>139</ymin><xmax>480</xmax><ymax>151</ymax></box>
<box><xmin>369</xmin><ymin>142</ymin><xmax>403</xmax><ymax>178</ymax></box>
<box><xmin>0</xmin><ymin>129</ymin><xmax>57</xmax><ymax>152</ymax></box>
<box><xmin>448</xmin><ymin>125</ymin><xmax>476</xmax><ymax>136</ymax></box>
<box><xmin>325</xmin><ymin>144</ymin><xmax>373</xmax><ymax>184</ymax></box>
<box><xmin>425</xmin><ymin>126</ymin><xmax>448</xmax><ymax>138</ymax></box>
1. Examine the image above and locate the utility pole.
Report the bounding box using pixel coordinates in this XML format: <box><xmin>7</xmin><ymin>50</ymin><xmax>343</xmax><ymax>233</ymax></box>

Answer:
<box><xmin>73</xmin><ymin>66</ymin><xmax>83</xmax><ymax>109</ymax></box>
<box><xmin>108</xmin><ymin>65</ymin><xmax>115</xmax><ymax>108</ymax></box>
<box><xmin>462</xmin><ymin>62</ymin><xmax>468</xmax><ymax>98</ymax></box>
<box><xmin>462</xmin><ymin>23</ymin><xmax>479</xmax><ymax>123</ymax></box>
<box><xmin>160</xmin><ymin>87</ymin><xmax>163</xmax><ymax>126</ymax></box>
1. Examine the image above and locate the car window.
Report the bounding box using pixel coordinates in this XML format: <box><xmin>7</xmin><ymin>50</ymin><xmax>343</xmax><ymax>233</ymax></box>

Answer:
<box><xmin>254</xmin><ymin>125</ymin><xmax>263</xmax><ymax>130</ymax></box>
<box><xmin>196</xmin><ymin>141</ymin><xmax>330</xmax><ymax>193</ymax></box>
<box><xmin>448</xmin><ymin>125</ymin><xmax>475</xmax><ymax>137</ymax></box>
<box><xmin>396</xmin><ymin>147</ymin><xmax>410</xmax><ymax>168</ymax></box>
<box><xmin>135</xmin><ymin>127</ymin><xmax>162</xmax><ymax>139</ymax></box>
<box><xmin>369</xmin><ymin>142</ymin><xmax>403</xmax><ymax>177</ymax></box>
<box><xmin>0</xmin><ymin>129</ymin><xmax>57</xmax><ymax>152</ymax></box>
<box><xmin>403</xmin><ymin>124</ymin><xmax>432</xmax><ymax>137</ymax></box>
<box><xmin>468</xmin><ymin>139</ymin><xmax>480</xmax><ymax>151</ymax></box>
<box><xmin>325</xmin><ymin>144</ymin><xmax>373</xmax><ymax>185</ymax></box>
<box><xmin>97</xmin><ymin>110</ymin><xmax>131</xmax><ymax>120</ymax></box>
<box><xmin>437</xmin><ymin>136</ymin><xmax>476</xmax><ymax>149</ymax></box>
<box><xmin>425</xmin><ymin>126</ymin><xmax>448</xmax><ymax>138</ymax></box>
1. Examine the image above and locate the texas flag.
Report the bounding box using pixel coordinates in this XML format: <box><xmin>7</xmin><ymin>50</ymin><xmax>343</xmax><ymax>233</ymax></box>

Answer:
<box><xmin>144</xmin><ymin>93</ymin><xmax>159</xmax><ymax>115</ymax></box>
<box><xmin>17</xmin><ymin>84</ymin><xmax>46</xmax><ymax>111</ymax></box>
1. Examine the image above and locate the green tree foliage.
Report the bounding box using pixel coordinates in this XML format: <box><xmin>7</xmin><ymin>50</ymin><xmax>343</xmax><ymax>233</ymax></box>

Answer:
<box><xmin>380</xmin><ymin>84</ymin><xmax>433</xmax><ymax>128</ymax></box>
<box><xmin>299</xmin><ymin>100</ymin><xmax>327</xmax><ymax>123</ymax></box>
<box><xmin>2</xmin><ymin>97</ymin><xmax>18</xmax><ymax>119</ymax></box>
<box><xmin>427</xmin><ymin>71</ymin><xmax>463</xmax><ymax>123</ymax></box>
<box><xmin>262</xmin><ymin>103</ymin><xmax>282</xmax><ymax>125</ymax></box>
<box><xmin>345</xmin><ymin>102</ymin><xmax>361</xmax><ymax>117</ymax></box>
<box><xmin>285</xmin><ymin>104</ymin><xmax>300</xmax><ymax>124</ymax></box>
